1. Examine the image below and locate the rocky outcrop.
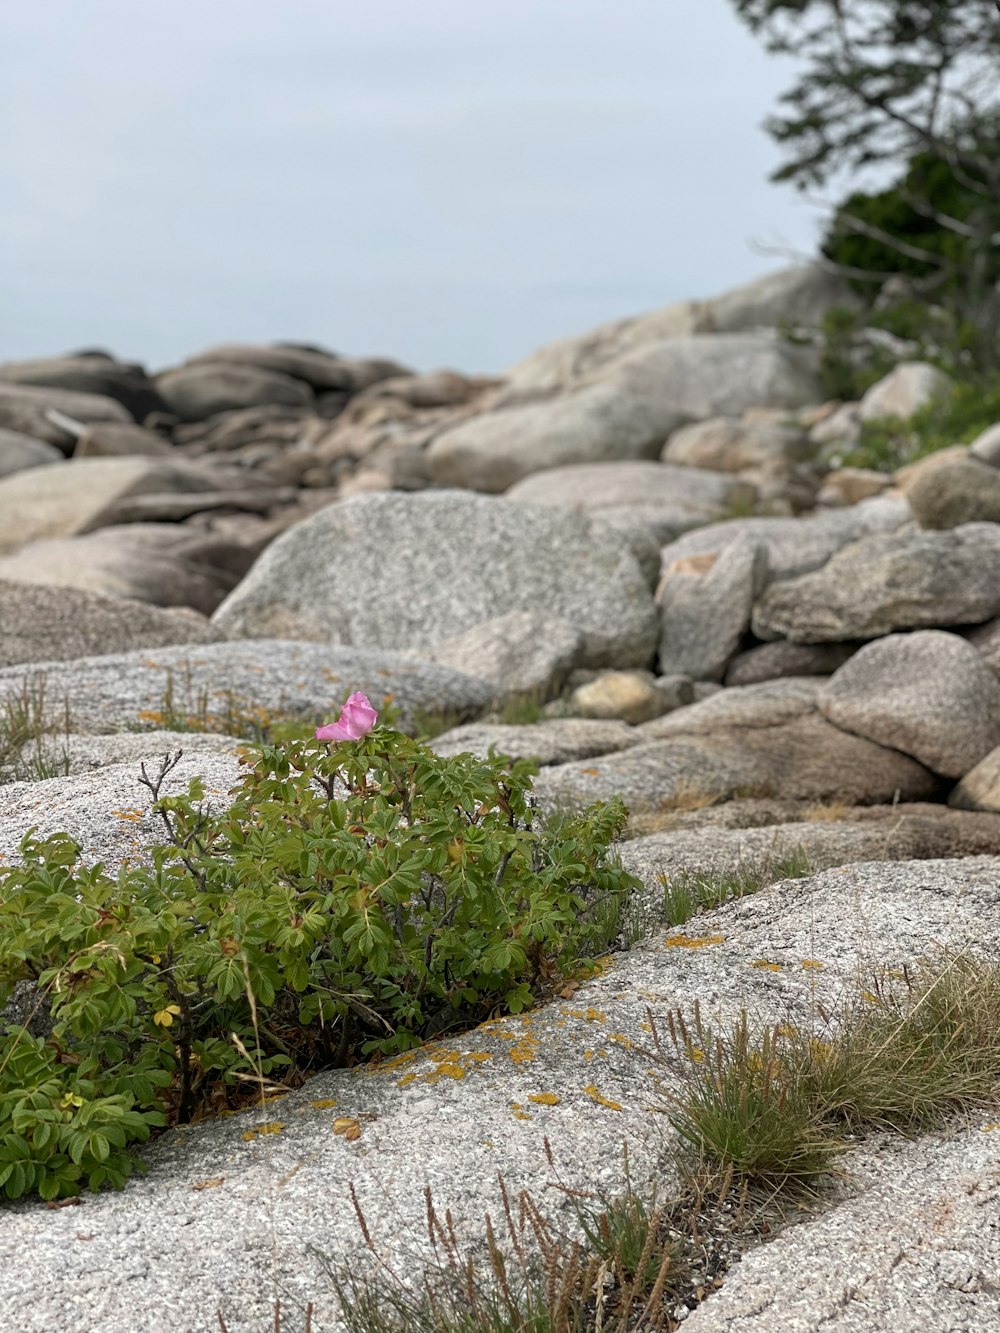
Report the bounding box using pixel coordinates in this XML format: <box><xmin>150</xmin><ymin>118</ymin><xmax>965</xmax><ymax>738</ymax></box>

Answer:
<box><xmin>211</xmin><ymin>490</ymin><xmax>660</xmax><ymax>670</ymax></box>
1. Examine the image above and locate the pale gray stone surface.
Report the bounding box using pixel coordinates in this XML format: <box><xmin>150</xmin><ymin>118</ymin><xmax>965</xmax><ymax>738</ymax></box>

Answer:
<box><xmin>431</xmin><ymin>717</ymin><xmax>641</xmax><ymax>765</ymax></box>
<box><xmin>0</xmin><ymin>429</ymin><xmax>62</xmax><ymax>477</ymax></box>
<box><xmin>534</xmin><ymin>714</ymin><xmax>939</xmax><ymax>814</ymax></box>
<box><xmin>0</xmin><ymin>354</ymin><xmax>164</xmax><ymax>420</ymax></box>
<box><xmin>725</xmin><ymin>640</ymin><xmax>857</xmax><ymax>687</ymax></box>
<box><xmin>904</xmin><ymin>457</ymin><xmax>1000</xmax><ymax>529</ymax></box>
<box><xmin>0</xmin><ymin>524</ymin><xmax>254</xmax><ymax>614</ymax></box>
<box><xmin>820</xmin><ymin>631</ymin><xmax>1000</xmax><ymax>778</ymax></box>
<box><xmin>968</xmin><ymin>420</ymin><xmax>1000</xmax><ymax>466</ymax></box>
<box><xmin>658</xmin><ymin>496</ymin><xmax>910</xmax><ymax>587</ymax></box>
<box><xmin>9</xmin><ymin>730</ymin><xmax>243</xmax><ymax>781</ymax></box>
<box><xmin>73</xmin><ymin>421</ymin><xmax>175</xmax><ymax>458</ymax></box>
<box><xmin>0</xmin><ymin>855</ymin><xmax>995</xmax><ymax>1333</ymax></box>
<box><xmin>414</xmin><ymin>610</ymin><xmax>584</xmax><ymax>701</ymax></box>
<box><xmin>428</xmin><ymin>333</ymin><xmax>819</xmax><ymax>491</ymax></box>
<box><xmin>639</xmin><ymin>677</ymin><xmax>823</xmax><ymax>739</ymax></box>
<box><xmin>683</xmin><ymin>1125</ymin><xmax>1000</xmax><ymax>1333</ymax></box>
<box><xmin>0</xmin><ymin>640</ymin><xmax>493</xmax><ymax>736</ymax></box>
<box><xmin>950</xmin><ymin>746</ymin><xmax>1000</xmax><ymax>813</ymax></box>
<box><xmin>657</xmin><ymin>541</ymin><xmax>766</xmax><ymax>681</ymax></box>
<box><xmin>0</xmin><ymin>580</ymin><xmax>223</xmax><ymax>666</ymax></box>
<box><xmin>212</xmin><ymin>491</ymin><xmax>660</xmax><ymax>670</ymax></box>
<box><xmin>753</xmin><ymin>524</ymin><xmax>1000</xmax><ymax>642</ymax></box>
<box><xmin>0</xmin><ymin>457</ymin><xmax>265</xmax><ymax>553</ymax></box>
<box><xmin>620</xmin><ymin>811</ymin><xmax>1000</xmax><ymax>927</ymax></box>
<box><xmin>504</xmin><ymin>265</ymin><xmax>848</xmax><ymax>394</ymax></box>
<box><xmin>506</xmin><ymin>460</ymin><xmax>756</xmax><ymax>533</ymax></box>
<box><xmin>967</xmin><ymin>616</ymin><xmax>1000</xmax><ymax>674</ymax></box>
<box><xmin>155</xmin><ymin>361</ymin><xmax>315</xmax><ymax>421</ymax></box>
<box><xmin>858</xmin><ymin>360</ymin><xmax>951</xmax><ymax>421</ymax></box>
<box><xmin>184</xmin><ymin>344</ymin><xmax>409</xmax><ymax>393</ymax></box>
<box><xmin>0</xmin><ymin>381</ymin><xmax>131</xmax><ymax>449</ymax></box>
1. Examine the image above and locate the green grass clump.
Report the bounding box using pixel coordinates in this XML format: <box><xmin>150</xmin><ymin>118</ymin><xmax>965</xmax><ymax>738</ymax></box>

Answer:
<box><xmin>0</xmin><ymin>673</ymin><xmax>71</xmax><ymax>783</ymax></box>
<box><xmin>660</xmin><ymin>849</ymin><xmax>812</xmax><ymax>928</ymax></box>
<box><xmin>661</xmin><ymin>951</ymin><xmax>1000</xmax><ymax>1192</ymax></box>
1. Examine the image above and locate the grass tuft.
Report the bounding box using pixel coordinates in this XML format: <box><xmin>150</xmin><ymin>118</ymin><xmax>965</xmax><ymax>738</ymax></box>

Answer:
<box><xmin>660</xmin><ymin>849</ymin><xmax>812</xmax><ymax>928</ymax></box>
<box><xmin>0</xmin><ymin>672</ymin><xmax>72</xmax><ymax>783</ymax></box>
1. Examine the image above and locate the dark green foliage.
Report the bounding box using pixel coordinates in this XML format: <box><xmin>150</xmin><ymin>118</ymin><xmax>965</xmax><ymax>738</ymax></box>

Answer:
<box><xmin>0</xmin><ymin>726</ymin><xmax>639</xmax><ymax>1199</ymax></box>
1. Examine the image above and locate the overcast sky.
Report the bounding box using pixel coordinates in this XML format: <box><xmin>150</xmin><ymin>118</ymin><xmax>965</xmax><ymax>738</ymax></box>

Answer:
<box><xmin>1</xmin><ymin>0</ymin><xmax>822</xmax><ymax>374</ymax></box>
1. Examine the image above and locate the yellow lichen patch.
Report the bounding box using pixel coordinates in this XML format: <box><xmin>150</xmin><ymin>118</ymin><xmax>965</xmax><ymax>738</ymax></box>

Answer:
<box><xmin>370</xmin><ymin>1049</ymin><xmax>420</xmax><ymax>1074</ymax></box>
<box><xmin>609</xmin><ymin>1033</ymin><xmax>633</xmax><ymax>1050</ymax></box>
<box><xmin>639</xmin><ymin>1021</ymin><xmax>652</xmax><ymax>1033</ymax></box>
<box><xmin>981</xmin><ymin>1122</ymin><xmax>1000</xmax><ymax>1132</ymax></box>
<box><xmin>685</xmin><ymin>1045</ymin><xmax>706</xmax><ymax>1064</ymax></box>
<box><xmin>509</xmin><ymin>1035</ymin><xmax>540</xmax><ymax>1064</ymax></box>
<box><xmin>528</xmin><ymin>1092</ymin><xmax>561</xmax><ymax>1106</ymax></box>
<box><xmin>750</xmin><ymin>959</ymin><xmax>783</xmax><ymax>972</ymax></box>
<box><xmin>510</xmin><ymin>1102</ymin><xmax>532</xmax><ymax>1121</ymax></box>
<box><xmin>395</xmin><ymin>1047</ymin><xmax>491</xmax><ymax>1086</ymax></box>
<box><xmin>664</xmin><ymin>933</ymin><xmax>725</xmax><ymax>949</ymax></box>
<box><xmin>801</xmin><ymin>959</ymin><xmax>825</xmax><ymax>970</ymax></box>
<box><xmin>241</xmin><ymin>1121</ymin><xmax>285</xmax><ymax>1141</ymax></box>
<box><xmin>310</xmin><ymin>1098</ymin><xmax>338</xmax><ymax>1110</ymax></box>
<box><xmin>583</xmin><ymin>1085</ymin><xmax>623</xmax><ymax>1112</ymax></box>
<box><xmin>112</xmin><ymin>809</ymin><xmax>144</xmax><ymax>823</ymax></box>
<box><xmin>559</xmin><ymin>1006</ymin><xmax>607</xmax><ymax>1023</ymax></box>
<box><xmin>583</xmin><ymin>1049</ymin><xmax>596</xmax><ymax>1061</ymax></box>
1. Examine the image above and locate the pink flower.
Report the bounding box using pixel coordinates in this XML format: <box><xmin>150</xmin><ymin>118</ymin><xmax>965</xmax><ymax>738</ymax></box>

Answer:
<box><xmin>315</xmin><ymin>691</ymin><xmax>378</xmax><ymax>742</ymax></box>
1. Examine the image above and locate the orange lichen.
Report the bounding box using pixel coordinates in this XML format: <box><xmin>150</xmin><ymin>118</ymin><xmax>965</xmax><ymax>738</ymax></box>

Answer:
<box><xmin>664</xmin><ymin>934</ymin><xmax>725</xmax><ymax>949</ymax></box>
<box><xmin>528</xmin><ymin>1092</ymin><xmax>561</xmax><ymax>1106</ymax></box>
<box><xmin>750</xmin><ymin>960</ymin><xmax>783</xmax><ymax>972</ymax></box>
<box><xmin>801</xmin><ymin>959</ymin><xmax>825</xmax><ymax>970</ymax></box>
<box><xmin>583</xmin><ymin>1085</ymin><xmax>622</xmax><ymax>1112</ymax></box>
<box><xmin>241</xmin><ymin>1122</ymin><xmax>285</xmax><ymax>1141</ymax></box>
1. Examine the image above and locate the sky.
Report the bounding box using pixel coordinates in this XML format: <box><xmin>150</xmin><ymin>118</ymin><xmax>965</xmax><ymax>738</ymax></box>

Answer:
<box><xmin>1</xmin><ymin>0</ymin><xmax>824</xmax><ymax>375</ymax></box>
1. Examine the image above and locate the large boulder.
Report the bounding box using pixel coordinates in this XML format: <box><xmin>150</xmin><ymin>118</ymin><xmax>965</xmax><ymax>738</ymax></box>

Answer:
<box><xmin>505</xmin><ymin>461</ymin><xmax>756</xmax><ymax>544</ymax></box>
<box><xmin>212</xmin><ymin>491</ymin><xmax>660</xmax><ymax>670</ymax></box>
<box><xmin>0</xmin><ymin>457</ymin><xmax>268</xmax><ymax>553</ymax></box>
<box><xmin>428</xmin><ymin>333</ymin><xmax>820</xmax><ymax>492</ymax></box>
<box><xmin>657</xmin><ymin>541</ymin><xmax>766</xmax><ymax>681</ymax></box>
<box><xmin>657</xmin><ymin>496</ymin><xmax>910</xmax><ymax>588</ymax></box>
<box><xmin>0</xmin><ymin>525</ymin><xmax>255</xmax><ymax>614</ymax></box>
<box><xmin>155</xmin><ymin>362</ymin><xmax>315</xmax><ymax>422</ymax></box>
<box><xmin>903</xmin><ymin>457</ymin><xmax>1000</xmax><ymax>529</ymax></box>
<box><xmin>949</xmin><ymin>746</ymin><xmax>1000</xmax><ymax>813</ymax></box>
<box><xmin>182</xmin><ymin>344</ymin><xmax>410</xmax><ymax>394</ymax></box>
<box><xmin>753</xmin><ymin>524</ymin><xmax>1000</xmax><ymax>642</ymax></box>
<box><xmin>0</xmin><ymin>641</ymin><xmax>493</xmax><ymax>737</ymax></box>
<box><xmin>432</xmin><ymin>717</ymin><xmax>640</xmax><ymax>766</ymax></box>
<box><xmin>858</xmin><ymin>361</ymin><xmax>951</xmax><ymax>421</ymax></box>
<box><xmin>414</xmin><ymin>610</ymin><xmax>584</xmax><ymax>700</ymax></box>
<box><xmin>0</xmin><ymin>580</ymin><xmax>222</xmax><ymax>666</ymax></box>
<box><xmin>819</xmin><ymin>631</ymin><xmax>1000</xmax><ymax>779</ymax></box>
<box><xmin>534</xmin><ymin>714</ymin><xmax>938</xmax><ymax>814</ymax></box>
<box><xmin>725</xmin><ymin>640</ymin><xmax>857</xmax><ymax>687</ymax></box>
<box><xmin>0</xmin><ymin>354</ymin><xmax>164</xmax><ymax>420</ymax></box>
<box><xmin>0</xmin><ymin>382</ymin><xmax>131</xmax><ymax>449</ymax></box>
<box><xmin>662</xmin><ymin>416</ymin><xmax>812</xmax><ymax>472</ymax></box>
<box><xmin>505</xmin><ymin>265</ymin><xmax>849</xmax><ymax>394</ymax></box>
<box><xmin>0</xmin><ymin>430</ymin><xmax>62</xmax><ymax>477</ymax></box>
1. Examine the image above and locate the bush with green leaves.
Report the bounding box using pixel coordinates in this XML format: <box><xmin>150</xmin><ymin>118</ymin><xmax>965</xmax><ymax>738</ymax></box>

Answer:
<box><xmin>0</xmin><ymin>724</ymin><xmax>638</xmax><ymax>1200</ymax></box>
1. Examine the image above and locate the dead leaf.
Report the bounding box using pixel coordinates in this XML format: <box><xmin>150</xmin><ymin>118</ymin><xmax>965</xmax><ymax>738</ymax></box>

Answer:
<box><xmin>46</xmin><ymin>1197</ymin><xmax>81</xmax><ymax>1210</ymax></box>
<box><xmin>333</xmin><ymin>1117</ymin><xmax>362</xmax><ymax>1140</ymax></box>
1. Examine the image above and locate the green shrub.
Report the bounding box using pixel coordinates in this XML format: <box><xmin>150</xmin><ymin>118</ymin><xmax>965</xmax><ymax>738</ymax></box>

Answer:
<box><xmin>0</xmin><ymin>725</ymin><xmax>638</xmax><ymax>1199</ymax></box>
